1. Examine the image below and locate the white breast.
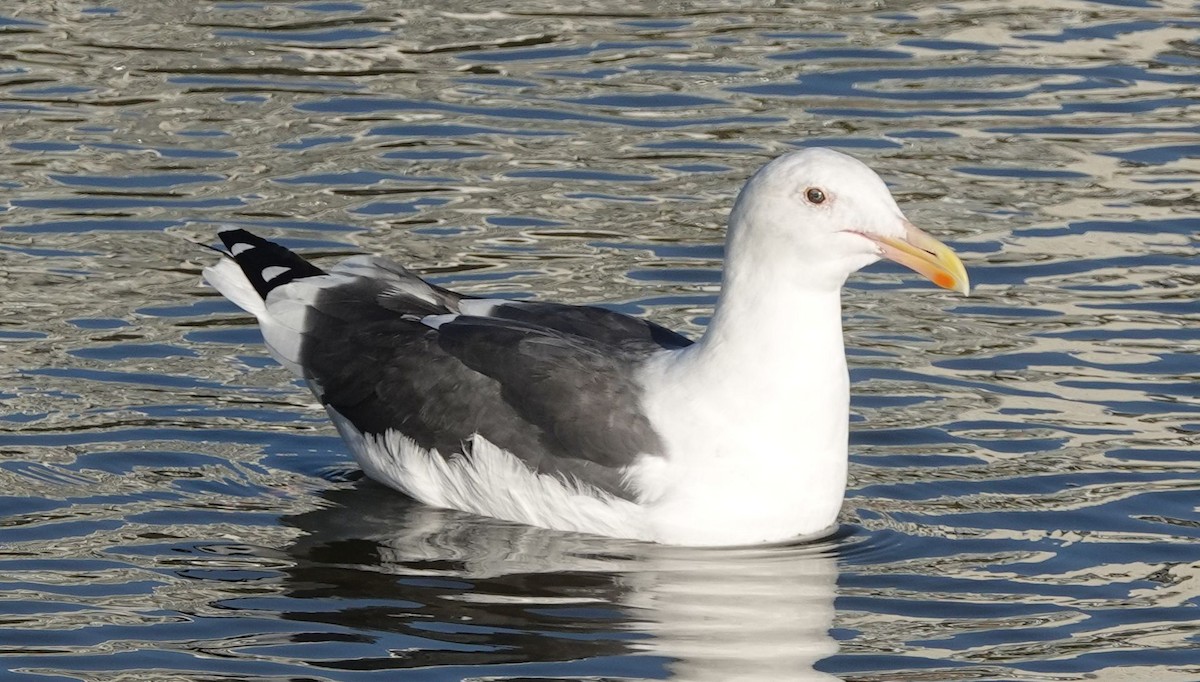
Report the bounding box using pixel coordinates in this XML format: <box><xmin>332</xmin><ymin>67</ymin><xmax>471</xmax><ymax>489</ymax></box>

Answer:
<box><xmin>632</xmin><ymin>317</ymin><xmax>851</xmax><ymax>546</ymax></box>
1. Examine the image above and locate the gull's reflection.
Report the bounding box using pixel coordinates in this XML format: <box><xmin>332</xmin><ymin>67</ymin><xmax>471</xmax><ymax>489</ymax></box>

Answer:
<box><xmin>280</xmin><ymin>482</ymin><xmax>840</xmax><ymax>680</ymax></box>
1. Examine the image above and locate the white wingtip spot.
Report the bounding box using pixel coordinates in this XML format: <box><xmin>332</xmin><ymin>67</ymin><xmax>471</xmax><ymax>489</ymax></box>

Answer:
<box><xmin>261</xmin><ymin>265</ymin><xmax>291</xmax><ymax>283</ymax></box>
<box><xmin>230</xmin><ymin>242</ymin><xmax>254</xmax><ymax>256</ymax></box>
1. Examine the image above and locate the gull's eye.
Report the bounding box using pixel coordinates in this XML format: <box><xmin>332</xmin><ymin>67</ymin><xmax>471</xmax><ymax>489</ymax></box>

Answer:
<box><xmin>805</xmin><ymin>187</ymin><xmax>826</xmax><ymax>205</ymax></box>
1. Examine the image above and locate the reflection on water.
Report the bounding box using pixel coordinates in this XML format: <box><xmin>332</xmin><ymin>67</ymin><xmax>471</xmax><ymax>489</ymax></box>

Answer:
<box><xmin>283</xmin><ymin>485</ymin><xmax>839</xmax><ymax>680</ymax></box>
<box><xmin>1</xmin><ymin>0</ymin><xmax>1198</xmax><ymax>679</ymax></box>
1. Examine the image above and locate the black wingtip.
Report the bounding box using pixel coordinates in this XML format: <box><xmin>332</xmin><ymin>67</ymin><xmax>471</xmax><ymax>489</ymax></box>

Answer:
<box><xmin>217</xmin><ymin>228</ymin><xmax>325</xmax><ymax>299</ymax></box>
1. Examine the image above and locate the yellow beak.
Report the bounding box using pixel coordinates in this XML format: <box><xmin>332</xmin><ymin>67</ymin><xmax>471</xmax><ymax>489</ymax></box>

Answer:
<box><xmin>867</xmin><ymin>221</ymin><xmax>970</xmax><ymax>296</ymax></box>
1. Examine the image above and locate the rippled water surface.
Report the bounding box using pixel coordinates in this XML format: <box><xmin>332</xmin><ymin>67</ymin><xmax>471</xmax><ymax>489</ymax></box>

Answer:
<box><xmin>1</xmin><ymin>1</ymin><xmax>1198</xmax><ymax>679</ymax></box>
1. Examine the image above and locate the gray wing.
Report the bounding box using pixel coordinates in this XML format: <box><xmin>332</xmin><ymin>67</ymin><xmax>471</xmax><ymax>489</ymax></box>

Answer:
<box><xmin>297</xmin><ymin>257</ymin><xmax>690</xmax><ymax>498</ymax></box>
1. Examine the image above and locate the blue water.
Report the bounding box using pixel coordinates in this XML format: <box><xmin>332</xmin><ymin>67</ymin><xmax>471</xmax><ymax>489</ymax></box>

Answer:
<box><xmin>1</xmin><ymin>1</ymin><xmax>1198</xmax><ymax>679</ymax></box>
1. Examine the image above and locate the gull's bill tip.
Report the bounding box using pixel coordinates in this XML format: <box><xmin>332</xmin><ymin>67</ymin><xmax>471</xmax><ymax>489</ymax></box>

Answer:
<box><xmin>870</xmin><ymin>221</ymin><xmax>970</xmax><ymax>296</ymax></box>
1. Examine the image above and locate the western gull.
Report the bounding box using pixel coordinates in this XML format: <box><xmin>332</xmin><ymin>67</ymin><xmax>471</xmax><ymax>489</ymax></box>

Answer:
<box><xmin>203</xmin><ymin>148</ymin><xmax>969</xmax><ymax>547</ymax></box>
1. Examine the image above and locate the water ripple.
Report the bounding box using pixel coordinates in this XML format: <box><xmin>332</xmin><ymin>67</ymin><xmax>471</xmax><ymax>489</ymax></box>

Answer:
<box><xmin>0</xmin><ymin>0</ymin><xmax>1198</xmax><ymax>679</ymax></box>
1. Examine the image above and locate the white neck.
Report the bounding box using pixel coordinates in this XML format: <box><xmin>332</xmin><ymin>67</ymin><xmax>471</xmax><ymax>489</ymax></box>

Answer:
<box><xmin>685</xmin><ymin>264</ymin><xmax>850</xmax><ymax>458</ymax></box>
<box><xmin>637</xmin><ymin>238</ymin><xmax>851</xmax><ymax>545</ymax></box>
<box><xmin>701</xmin><ymin>256</ymin><xmax>845</xmax><ymax>368</ymax></box>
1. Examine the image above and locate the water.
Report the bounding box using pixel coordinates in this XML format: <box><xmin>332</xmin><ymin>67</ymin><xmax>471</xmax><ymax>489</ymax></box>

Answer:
<box><xmin>1</xmin><ymin>0</ymin><xmax>1197</xmax><ymax>679</ymax></box>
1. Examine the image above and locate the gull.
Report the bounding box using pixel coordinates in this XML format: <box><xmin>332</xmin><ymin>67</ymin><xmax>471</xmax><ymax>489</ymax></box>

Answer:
<box><xmin>204</xmin><ymin>148</ymin><xmax>968</xmax><ymax>546</ymax></box>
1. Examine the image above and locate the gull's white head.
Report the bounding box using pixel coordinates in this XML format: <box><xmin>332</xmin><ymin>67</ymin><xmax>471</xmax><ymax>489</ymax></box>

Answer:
<box><xmin>727</xmin><ymin>148</ymin><xmax>969</xmax><ymax>295</ymax></box>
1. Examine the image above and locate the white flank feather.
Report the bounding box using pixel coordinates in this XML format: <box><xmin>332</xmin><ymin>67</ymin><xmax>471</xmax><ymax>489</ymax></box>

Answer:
<box><xmin>329</xmin><ymin>408</ymin><xmax>649</xmax><ymax>540</ymax></box>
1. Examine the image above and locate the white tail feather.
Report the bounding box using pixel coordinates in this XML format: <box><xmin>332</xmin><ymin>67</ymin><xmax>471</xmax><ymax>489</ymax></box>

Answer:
<box><xmin>203</xmin><ymin>258</ymin><xmax>266</xmax><ymax>318</ymax></box>
<box><xmin>203</xmin><ymin>257</ymin><xmax>307</xmax><ymax>376</ymax></box>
